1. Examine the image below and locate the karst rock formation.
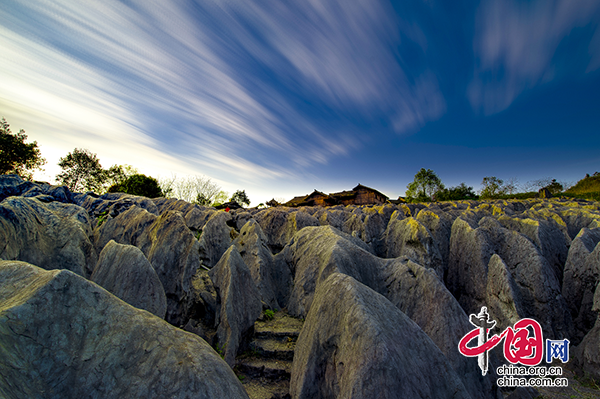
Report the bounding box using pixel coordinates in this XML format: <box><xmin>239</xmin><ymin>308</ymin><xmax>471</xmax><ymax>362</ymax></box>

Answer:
<box><xmin>1</xmin><ymin>174</ymin><xmax>600</xmax><ymax>398</ymax></box>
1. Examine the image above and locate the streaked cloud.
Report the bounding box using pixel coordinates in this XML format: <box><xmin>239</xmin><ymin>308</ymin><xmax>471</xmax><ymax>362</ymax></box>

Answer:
<box><xmin>0</xmin><ymin>0</ymin><xmax>445</xmax><ymax>191</ymax></box>
<box><xmin>469</xmin><ymin>0</ymin><xmax>600</xmax><ymax>115</ymax></box>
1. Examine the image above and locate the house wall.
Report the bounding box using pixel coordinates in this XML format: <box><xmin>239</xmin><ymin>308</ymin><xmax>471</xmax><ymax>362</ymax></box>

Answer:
<box><xmin>354</xmin><ymin>189</ymin><xmax>386</xmax><ymax>205</ymax></box>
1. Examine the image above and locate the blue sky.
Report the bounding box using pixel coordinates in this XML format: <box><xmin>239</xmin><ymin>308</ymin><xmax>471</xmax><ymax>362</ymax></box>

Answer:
<box><xmin>1</xmin><ymin>0</ymin><xmax>599</xmax><ymax>204</ymax></box>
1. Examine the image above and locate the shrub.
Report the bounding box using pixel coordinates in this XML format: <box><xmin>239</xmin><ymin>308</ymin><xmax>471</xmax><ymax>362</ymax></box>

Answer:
<box><xmin>108</xmin><ymin>174</ymin><xmax>164</xmax><ymax>198</ymax></box>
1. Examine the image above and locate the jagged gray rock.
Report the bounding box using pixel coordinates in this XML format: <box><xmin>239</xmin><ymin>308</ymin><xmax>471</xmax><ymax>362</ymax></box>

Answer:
<box><xmin>485</xmin><ymin>254</ymin><xmax>523</xmax><ymax>330</ymax></box>
<box><xmin>232</xmin><ymin>219</ymin><xmax>292</xmax><ymax>310</ymax></box>
<box><xmin>0</xmin><ymin>196</ymin><xmax>97</xmax><ymax>277</ymax></box>
<box><xmin>0</xmin><ymin>260</ymin><xmax>249</xmax><ymax>399</ymax></box>
<box><xmin>382</xmin><ymin>257</ymin><xmax>496</xmax><ymax>399</ymax></box>
<box><xmin>290</xmin><ymin>272</ymin><xmax>471</xmax><ymax>399</ymax></box>
<box><xmin>94</xmin><ymin>207</ymin><xmax>201</xmax><ymax>326</ymax></box>
<box><xmin>573</xmin><ymin>280</ymin><xmax>600</xmax><ymax>381</ymax></box>
<box><xmin>197</xmin><ymin>210</ymin><xmax>235</xmax><ymax>268</ymax></box>
<box><xmin>497</xmin><ymin>214</ymin><xmax>570</xmax><ymax>284</ymax></box>
<box><xmin>209</xmin><ymin>246</ymin><xmax>262</xmax><ymax>366</ymax></box>
<box><xmin>281</xmin><ymin>225</ymin><xmax>383</xmax><ymax>318</ymax></box>
<box><xmin>562</xmin><ymin>228</ymin><xmax>600</xmax><ymax>342</ymax></box>
<box><xmin>91</xmin><ymin>240</ymin><xmax>167</xmax><ymax>318</ymax></box>
<box><xmin>379</xmin><ymin>213</ymin><xmax>444</xmax><ymax>278</ymax></box>
<box><xmin>254</xmin><ymin>208</ymin><xmax>319</xmax><ymax>253</ymax></box>
<box><xmin>415</xmin><ymin>207</ymin><xmax>455</xmax><ymax>278</ymax></box>
<box><xmin>448</xmin><ymin>216</ymin><xmax>573</xmax><ymax>340</ymax></box>
<box><xmin>152</xmin><ymin>197</ymin><xmax>216</xmax><ymax>231</ymax></box>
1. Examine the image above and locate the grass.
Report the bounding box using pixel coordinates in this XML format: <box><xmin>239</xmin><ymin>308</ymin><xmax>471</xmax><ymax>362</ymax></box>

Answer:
<box><xmin>96</xmin><ymin>209</ymin><xmax>109</xmax><ymax>227</ymax></box>
<box><xmin>264</xmin><ymin>309</ymin><xmax>275</xmax><ymax>321</ymax></box>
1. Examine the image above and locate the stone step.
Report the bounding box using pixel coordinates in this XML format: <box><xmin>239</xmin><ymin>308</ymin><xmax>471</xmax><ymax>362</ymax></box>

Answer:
<box><xmin>238</xmin><ymin>378</ymin><xmax>291</xmax><ymax>399</ymax></box>
<box><xmin>254</xmin><ymin>311</ymin><xmax>304</xmax><ymax>339</ymax></box>
<box><xmin>254</xmin><ymin>329</ymin><xmax>300</xmax><ymax>340</ymax></box>
<box><xmin>236</xmin><ymin>357</ymin><xmax>292</xmax><ymax>380</ymax></box>
<box><xmin>250</xmin><ymin>336</ymin><xmax>296</xmax><ymax>361</ymax></box>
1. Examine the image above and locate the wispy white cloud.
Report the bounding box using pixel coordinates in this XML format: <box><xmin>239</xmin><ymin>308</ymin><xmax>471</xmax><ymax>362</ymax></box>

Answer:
<box><xmin>1</xmin><ymin>0</ymin><xmax>446</xmax><ymax>194</ymax></box>
<box><xmin>469</xmin><ymin>0</ymin><xmax>600</xmax><ymax>115</ymax></box>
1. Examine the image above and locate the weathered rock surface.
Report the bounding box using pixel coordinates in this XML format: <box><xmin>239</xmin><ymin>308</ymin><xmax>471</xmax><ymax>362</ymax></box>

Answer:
<box><xmin>449</xmin><ymin>216</ymin><xmax>573</xmax><ymax>339</ymax></box>
<box><xmin>0</xmin><ymin>174</ymin><xmax>73</xmax><ymax>203</ymax></box>
<box><xmin>153</xmin><ymin>197</ymin><xmax>215</xmax><ymax>231</ymax></box>
<box><xmin>562</xmin><ymin>227</ymin><xmax>600</xmax><ymax>342</ymax></box>
<box><xmin>254</xmin><ymin>208</ymin><xmax>319</xmax><ymax>253</ymax></box>
<box><xmin>197</xmin><ymin>210</ymin><xmax>235</xmax><ymax>268</ymax></box>
<box><xmin>382</xmin><ymin>257</ymin><xmax>496</xmax><ymax>399</ymax></box>
<box><xmin>281</xmin><ymin>226</ymin><xmax>384</xmax><ymax>318</ymax></box>
<box><xmin>94</xmin><ymin>207</ymin><xmax>200</xmax><ymax>326</ymax></box>
<box><xmin>485</xmin><ymin>254</ymin><xmax>524</xmax><ymax>330</ymax></box>
<box><xmin>0</xmin><ymin>260</ymin><xmax>249</xmax><ymax>399</ymax></box>
<box><xmin>290</xmin><ymin>272</ymin><xmax>471</xmax><ymax>399</ymax></box>
<box><xmin>4</xmin><ymin>174</ymin><xmax>600</xmax><ymax>397</ymax></box>
<box><xmin>379</xmin><ymin>212</ymin><xmax>444</xmax><ymax>278</ymax></box>
<box><xmin>0</xmin><ymin>196</ymin><xmax>97</xmax><ymax>277</ymax></box>
<box><xmin>232</xmin><ymin>219</ymin><xmax>292</xmax><ymax>310</ymax></box>
<box><xmin>209</xmin><ymin>246</ymin><xmax>262</xmax><ymax>366</ymax></box>
<box><xmin>91</xmin><ymin>240</ymin><xmax>167</xmax><ymax>318</ymax></box>
<box><xmin>573</xmin><ymin>281</ymin><xmax>600</xmax><ymax>381</ymax></box>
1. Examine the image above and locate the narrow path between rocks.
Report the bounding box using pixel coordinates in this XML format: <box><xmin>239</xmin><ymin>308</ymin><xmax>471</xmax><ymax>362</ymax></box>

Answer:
<box><xmin>234</xmin><ymin>310</ymin><xmax>304</xmax><ymax>399</ymax></box>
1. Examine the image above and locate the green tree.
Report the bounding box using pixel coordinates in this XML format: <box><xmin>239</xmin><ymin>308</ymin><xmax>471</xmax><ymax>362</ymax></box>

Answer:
<box><xmin>543</xmin><ymin>179</ymin><xmax>563</xmax><ymax>194</ymax></box>
<box><xmin>230</xmin><ymin>190</ymin><xmax>250</xmax><ymax>207</ymax></box>
<box><xmin>104</xmin><ymin>164</ymin><xmax>139</xmax><ymax>190</ymax></box>
<box><xmin>479</xmin><ymin>176</ymin><xmax>506</xmax><ymax>199</ymax></box>
<box><xmin>107</xmin><ymin>174</ymin><xmax>164</xmax><ymax>198</ymax></box>
<box><xmin>56</xmin><ymin>148</ymin><xmax>106</xmax><ymax>192</ymax></box>
<box><xmin>405</xmin><ymin>168</ymin><xmax>445</xmax><ymax>203</ymax></box>
<box><xmin>435</xmin><ymin>183</ymin><xmax>478</xmax><ymax>201</ymax></box>
<box><xmin>0</xmin><ymin>117</ymin><xmax>46</xmax><ymax>179</ymax></box>
<box><xmin>211</xmin><ymin>190</ymin><xmax>229</xmax><ymax>207</ymax></box>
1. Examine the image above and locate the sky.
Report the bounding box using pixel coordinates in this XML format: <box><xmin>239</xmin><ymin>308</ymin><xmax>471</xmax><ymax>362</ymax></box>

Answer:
<box><xmin>1</xmin><ymin>0</ymin><xmax>600</xmax><ymax>205</ymax></box>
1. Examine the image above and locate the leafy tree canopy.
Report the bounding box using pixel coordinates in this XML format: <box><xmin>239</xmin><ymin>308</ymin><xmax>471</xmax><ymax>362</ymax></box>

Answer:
<box><xmin>405</xmin><ymin>168</ymin><xmax>445</xmax><ymax>203</ymax></box>
<box><xmin>0</xmin><ymin>117</ymin><xmax>46</xmax><ymax>180</ymax></box>
<box><xmin>479</xmin><ymin>176</ymin><xmax>507</xmax><ymax>199</ymax></box>
<box><xmin>435</xmin><ymin>183</ymin><xmax>478</xmax><ymax>201</ymax></box>
<box><xmin>105</xmin><ymin>164</ymin><xmax>139</xmax><ymax>189</ymax></box>
<box><xmin>56</xmin><ymin>148</ymin><xmax>106</xmax><ymax>193</ymax></box>
<box><xmin>230</xmin><ymin>189</ymin><xmax>250</xmax><ymax>207</ymax></box>
<box><xmin>107</xmin><ymin>174</ymin><xmax>164</xmax><ymax>198</ymax></box>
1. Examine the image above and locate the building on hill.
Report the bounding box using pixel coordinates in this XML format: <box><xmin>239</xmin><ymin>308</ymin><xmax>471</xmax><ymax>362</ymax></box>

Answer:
<box><xmin>284</xmin><ymin>184</ymin><xmax>388</xmax><ymax>207</ymax></box>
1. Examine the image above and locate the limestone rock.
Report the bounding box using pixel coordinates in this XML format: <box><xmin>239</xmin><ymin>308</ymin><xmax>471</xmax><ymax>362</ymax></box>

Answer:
<box><xmin>76</xmin><ymin>192</ymin><xmax>159</xmax><ymax>221</ymax></box>
<box><xmin>573</xmin><ymin>281</ymin><xmax>600</xmax><ymax>381</ymax></box>
<box><xmin>152</xmin><ymin>197</ymin><xmax>216</xmax><ymax>231</ymax></box>
<box><xmin>187</xmin><ymin>269</ymin><xmax>219</xmax><ymax>344</ymax></box>
<box><xmin>383</xmin><ymin>257</ymin><xmax>496</xmax><ymax>399</ymax></box>
<box><xmin>282</xmin><ymin>226</ymin><xmax>384</xmax><ymax>317</ymax></box>
<box><xmin>0</xmin><ymin>196</ymin><xmax>97</xmax><ymax>277</ymax></box>
<box><xmin>380</xmin><ymin>214</ymin><xmax>444</xmax><ymax>278</ymax></box>
<box><xmin>233</xmin><ymin>219</ymin><xmax>292</xmax><ymax>310</ymax></box>
<box><xmin>448</xmin><ymin>216</ymin><xmax>573</xmax><ymax>340</ymax></box>
<box><xmin>485</xmin><ymin>254</ymin><xmax>523</xmax><ymax>331</ymax></box>
<box><xmin>254</xmin><ymin>208</ymin><xmax>319</xmax><ymax>253</ymax></box>
<box><xmin>197</xmin><ymin>210</ymin><xmax>235</xmax><ymax>268</ymax></box>
<box><xmin>290</xmin><ymin>272</ymin><xmax>471</xmax><ymax>399</ymax></box>
<box><xmin>94</xmin><ymin>207</ymin><xmax>201</xmax><ymax>326</ymax></box>
<box><xmin>415</xmin><ymin>207</ymin><xmax>455</xmax><ymax>279</ymax></box>
<box><xmin>91</xmin><ymin>240</ymin><xmax>167</xmax><ymax>318</ymax></box>
<box><xmin>209</xmin><ymin>246</ymin><xmax>262</xmax><ymax>366</ymax></box>
<box><xmin>0</xmin><ymin>260</ymin><xmax>249</xmax><ymax>399</ymax></box>
<box><xmin>562</xmin><ymin>228</ymin><xmax>600</xmax><ymax>342</ymax></box>
<box><xmin>497</xmin><ymin>214</ymin><xmax>570</xmax><ymax>284</ymax></box>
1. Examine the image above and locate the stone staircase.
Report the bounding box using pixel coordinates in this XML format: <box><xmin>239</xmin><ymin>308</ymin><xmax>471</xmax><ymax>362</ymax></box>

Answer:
<box><xmin>235</xmin><ymin>310</ymin><xmax>304</xmax><ymax>399</ymax></box>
